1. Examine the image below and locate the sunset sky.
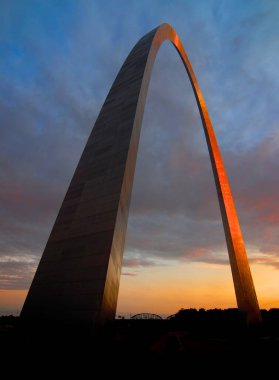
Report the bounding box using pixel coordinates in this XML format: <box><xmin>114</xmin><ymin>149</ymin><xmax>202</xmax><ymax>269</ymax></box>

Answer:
<box><xmin>1</xmin><ymin>0</ymin><xmax>279</xmax><ymax>316</ymax></box>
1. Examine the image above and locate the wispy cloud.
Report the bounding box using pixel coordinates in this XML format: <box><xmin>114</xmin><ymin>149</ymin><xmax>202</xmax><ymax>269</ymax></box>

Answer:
<box><xmin>0</xmin><ymin>254</ymin><xmax>38</xmax><ymax>289</ymax></box>
<box><xmin>121</xmin><ymin>273</ymin><xmax>137</xmax><ymax>277</ymax></box>
<box><xmin>123</xmin><ymin>257</ymin><xmax>158</xmax><ymax>268</ymax></box>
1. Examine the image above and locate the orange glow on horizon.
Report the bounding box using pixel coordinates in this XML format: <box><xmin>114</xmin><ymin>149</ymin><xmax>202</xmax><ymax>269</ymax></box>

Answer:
<box><xmin>116</xmin><ymin>261</ymin><xmax>279</xmax><ymax>316</ymax></box>
<box><xmin>0</xmin><ymin>290</ymin><xmax>27</xmax><ymax>315</ymax></box>
<box><xmin>0</xmin><ymin>261</ymin><xmax>278</xmax><ymax>316</ymax></box>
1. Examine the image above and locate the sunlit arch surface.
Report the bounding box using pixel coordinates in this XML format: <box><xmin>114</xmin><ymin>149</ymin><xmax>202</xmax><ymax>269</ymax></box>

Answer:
<box><xmin>21</xmin><ymin>23</ymin><xmax>261</xmax><ymax>328</ymax></box>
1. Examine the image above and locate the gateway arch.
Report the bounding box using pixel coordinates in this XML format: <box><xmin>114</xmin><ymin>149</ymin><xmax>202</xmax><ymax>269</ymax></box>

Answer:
<box><xmin>21</xmin><ymin>24</ymin><xmax>261</xmax><ymax>328</ymax></box>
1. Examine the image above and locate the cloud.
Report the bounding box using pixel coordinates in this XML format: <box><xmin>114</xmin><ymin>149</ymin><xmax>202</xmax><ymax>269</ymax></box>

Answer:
<box><xmin>123</xmin><ymin>257</ymin><xmax>158</xmax><ymax>268</ymax></box>
<box><xmin>0</xmin><ymin>254</ymin><xmax>38</xmax><ymax>290</ymax></box>
<box><xmin>121</xmin><ymin>273</ymin><xmax>137</xmax><ymax>277</ymax></box>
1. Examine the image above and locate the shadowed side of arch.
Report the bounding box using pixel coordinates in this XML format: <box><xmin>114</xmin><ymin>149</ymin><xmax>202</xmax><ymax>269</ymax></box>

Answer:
<box><xmin>21</xmin><ymin>23</ymin><xmax>261</xmax><ymax>328</ymax></box>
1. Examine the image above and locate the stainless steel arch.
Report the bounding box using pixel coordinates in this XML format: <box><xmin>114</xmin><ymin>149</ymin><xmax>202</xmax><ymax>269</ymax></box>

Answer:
<box><xmin>21</xmin><ymin>23</ymin><xmax>261</xmax><ymax>328</ymax></box>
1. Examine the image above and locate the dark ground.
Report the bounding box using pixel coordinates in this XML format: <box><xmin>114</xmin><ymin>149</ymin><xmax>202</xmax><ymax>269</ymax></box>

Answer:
<box><xmin>1</xmin><ymin>309</ymin><xmax>279</xmax><ymax>374</ymax></box>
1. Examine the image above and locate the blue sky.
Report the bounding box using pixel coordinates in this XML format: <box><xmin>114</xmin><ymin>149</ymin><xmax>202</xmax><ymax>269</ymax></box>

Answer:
<box><xmin>1</xmin><ymin>0</ymin><xmax>279</xmax><ymax>314</ymax></box>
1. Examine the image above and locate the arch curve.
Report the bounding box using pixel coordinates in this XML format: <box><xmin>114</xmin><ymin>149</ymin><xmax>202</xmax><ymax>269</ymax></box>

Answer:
<box><xmin>21</xmin><ymin>24</ymin><xmax>261</xmax><ymax>328</ymax></box>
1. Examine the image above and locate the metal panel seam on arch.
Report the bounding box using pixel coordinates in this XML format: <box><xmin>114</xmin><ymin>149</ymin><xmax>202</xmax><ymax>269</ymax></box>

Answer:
<box><xmin>21</xmin><ymin>23</ymin><xmax>261</xmax><ymax>328</ymax></box>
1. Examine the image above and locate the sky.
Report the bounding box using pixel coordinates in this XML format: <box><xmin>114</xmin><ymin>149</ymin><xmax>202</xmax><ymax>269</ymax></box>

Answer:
<box><xmin>1</xmin><ymin>0</ymin><xmax>279</xmax><ymax>316</ymax></box>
